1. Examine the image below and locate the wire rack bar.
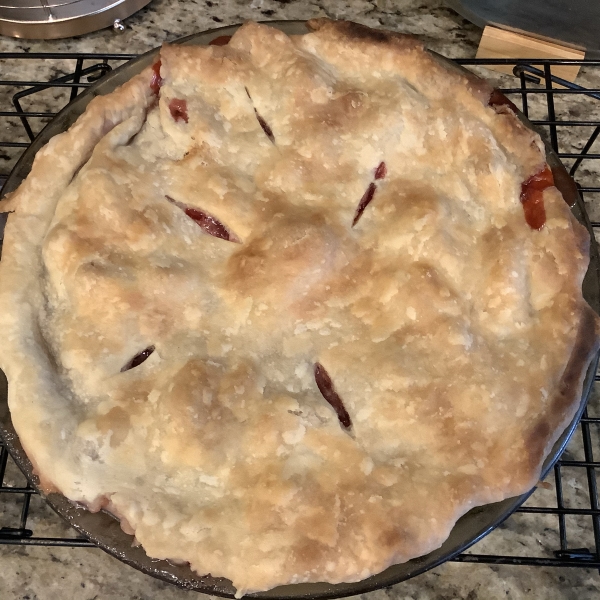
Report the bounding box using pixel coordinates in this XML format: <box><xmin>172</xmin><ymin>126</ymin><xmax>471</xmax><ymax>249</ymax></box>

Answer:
<box><xmin>531</xmin><ymin>121</ymin><xmax>600</xmax><ymax>126</ymax></box>
<box><xmin>454</xmin><ymin>555</ymin><xmax>600</xmax><ymax>568</ymax></box>
<box><xmin>0</xmin><ymin>537</ymin><xmax>95</xmax><ymax>547</ymax></box>
<box><xmin>0</xmin><ymin>53</ymin><xmax>136</xmax><ymax>59</ymax></box>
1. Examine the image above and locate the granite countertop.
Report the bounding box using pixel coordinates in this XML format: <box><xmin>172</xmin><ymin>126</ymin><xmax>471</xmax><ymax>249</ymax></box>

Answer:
<box><xmin>1</xmin><ymin>1</ymin><xmax>600</xmax><ymax>599</ymax></box>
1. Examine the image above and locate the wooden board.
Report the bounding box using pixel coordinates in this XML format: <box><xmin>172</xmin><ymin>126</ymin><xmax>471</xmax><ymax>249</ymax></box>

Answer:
<box><xmin>476</xmin><ymin>25</ymin><xmax>584</xmax><ymax>81</ymax></box>
<box><xmin>448</xmin><ymin>0</ymin><xmax>599</xmax><ymax>59</ymax></box>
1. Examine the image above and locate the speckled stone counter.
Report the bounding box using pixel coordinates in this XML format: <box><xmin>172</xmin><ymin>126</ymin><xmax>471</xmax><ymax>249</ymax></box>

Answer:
<box><xmin>1</xmin><ymin>1</ymin><xmax>600</xmax><ymax>599</ymax></box>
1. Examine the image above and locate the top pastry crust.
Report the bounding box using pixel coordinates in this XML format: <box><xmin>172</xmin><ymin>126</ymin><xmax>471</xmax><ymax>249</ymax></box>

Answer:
<box><xmin>0</xmin><ymin>19</ymin><xmax>598</xmax><ymax>595</ymax></box>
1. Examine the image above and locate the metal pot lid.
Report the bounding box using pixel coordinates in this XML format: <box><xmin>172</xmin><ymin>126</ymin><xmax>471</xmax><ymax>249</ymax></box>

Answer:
<box><xmin>0</xmin><ymin>0</ymin><xmax>151</xmax><ymax>39</ymax></box>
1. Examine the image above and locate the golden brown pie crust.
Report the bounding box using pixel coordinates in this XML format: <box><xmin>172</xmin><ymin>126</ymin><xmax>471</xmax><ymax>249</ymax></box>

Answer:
<box><xmin>0</xmin><ymin>19</ymin><xmax>598</xmax><ymax>595</ymax></box>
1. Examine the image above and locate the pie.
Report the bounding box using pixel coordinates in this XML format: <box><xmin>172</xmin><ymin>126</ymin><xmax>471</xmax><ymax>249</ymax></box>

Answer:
<box><xmin>0</xmin><ymin>19</ymin><xmax>598</xmax><ymax>596</ymax></box>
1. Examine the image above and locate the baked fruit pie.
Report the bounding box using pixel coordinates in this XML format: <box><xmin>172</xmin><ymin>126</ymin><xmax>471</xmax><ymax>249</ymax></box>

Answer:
<box><xmin>0</xmin><ymin>19</ymin><xmax>598</xmax><ymax>595</ymax></box>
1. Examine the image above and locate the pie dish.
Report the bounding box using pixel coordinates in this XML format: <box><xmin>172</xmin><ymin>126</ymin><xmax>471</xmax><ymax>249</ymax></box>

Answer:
<box><xmin>0</xmin><ymin>18</ymin><xmax>599</xmax><ymax>596</ymax></box>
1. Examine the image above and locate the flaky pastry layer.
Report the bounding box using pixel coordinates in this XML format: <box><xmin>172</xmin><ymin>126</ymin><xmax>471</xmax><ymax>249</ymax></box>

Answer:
<box><xmin>0</xmin><ymin>19</ymin><xmax>599</xmax><ymax>595</ymax></box>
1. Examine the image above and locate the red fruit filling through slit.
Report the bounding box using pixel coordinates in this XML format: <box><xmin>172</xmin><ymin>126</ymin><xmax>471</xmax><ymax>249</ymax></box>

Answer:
<box><xmin>245</xmin><ymin>87</ymin><xmax>275</xmax><ymax>144</ymax></box>
<box><xmin>352</xmin><ymin>161</ymin><xmax>386</xmax><ymax>226</ymax></box>
<box><xmin>314</xmin><ymin>363</ymin><xmax>352</xmax><ymax>429</ymax></box>
<box><xmin>150</xmin><ymin>60</ymin><xmax>163</xmax><ymax>95</ymax></box>
<box><xmin>256</xmin><ymin>113</ymin><xmax>274</xmax><ymax>143</ymax></box>
<box><xmin>166</xmin><ymin>196</ymin><xmax>239</xmax><ymax>242</ymax></box>
<box><xmin>520</xmin><ymin>165</ymin><xmax>554</xmax><ymax>230</ymax></box>
<box><xmin>209</xmin><ymin>35</ymin><xmax>232</xmax><ymax>46</ymax></box>
<box><xmin>353</xmin><ymin>183</ymin><xmax>376</xmax><ymax>227</ymax></box>
<box><xmin>169</xmin><ymin>98</ymin><xmax>189</xmax><ymax>123</ymax></box>
<box><xmin>184</xmin><ymin>207</ymin><xmax>232</xmax><ymax>240</ymax></box>
<box><xmin>489</xmin><ymin>91</ymin><xmax>561</xmax><ymax>223</ymax></box>
<box><xmin>121</xmin><ymin>346</ymin><xmax>155</xmax><ymax>372</ymax></box>
<box><xmin>374</xmin><ymin>161</ymin><xmax>387</xmax><ymax>180</ymax></box>
<box><xmin>488</xmin><ymin>89</ymin><xmax>518</xmax><ymax>113</ymax></box>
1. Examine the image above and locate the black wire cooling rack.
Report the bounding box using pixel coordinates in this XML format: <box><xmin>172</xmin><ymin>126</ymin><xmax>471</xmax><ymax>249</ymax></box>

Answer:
<box><xmin>0</xmin><ymin>53</ymin><xmax>599</xmax><ymax>576</ymax></box>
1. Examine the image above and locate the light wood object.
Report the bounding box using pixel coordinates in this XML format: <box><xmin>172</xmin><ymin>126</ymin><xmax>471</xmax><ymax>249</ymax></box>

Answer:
<box><xmin>476</xmin><ymin>25</ymin><xmax>585</xmax><ymax>82</ymax></box>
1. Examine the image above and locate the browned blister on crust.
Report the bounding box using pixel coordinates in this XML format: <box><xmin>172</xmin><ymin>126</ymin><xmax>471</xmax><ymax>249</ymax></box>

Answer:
<box><xmin>0</xmin><ymin>19</ymin><xmax>598</xmax><ymax>596</ymax></box>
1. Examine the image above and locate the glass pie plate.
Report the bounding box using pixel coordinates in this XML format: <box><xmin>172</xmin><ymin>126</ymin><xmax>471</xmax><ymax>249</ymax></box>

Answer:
<box><xmin>0</xmin><ymin>20</ymin><xmax>598</xmax><ymax>600</ymax></box>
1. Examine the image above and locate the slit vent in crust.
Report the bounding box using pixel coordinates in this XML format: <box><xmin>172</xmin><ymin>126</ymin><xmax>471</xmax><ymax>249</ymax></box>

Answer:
<box><xmin>165</xmin><ymin>196</ymin><xmax>240</xmax><ymax>242</ymax></box>
<box><xmin>353</xmin><ymin>161</ymin><xmax>386</xmax><ymax>226</ymax></box>
<box><xmin>169</xmin><ymin>99</ymin><xmax>188</xmax><ymax>123</ymax></box>
<box><xmin>121</xmin><ymin>346</ymin><xmax>155</xmax><ymax>372</ymax></box>
<box><xmin>245</xmin><ymin>87</ymin><xmax>275</xmax><ymax>144</ymax></box>
<box><xmin>314</xmin><ymin>362</ymin><xmax>352</xmax><ymax>429</ymax></box>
